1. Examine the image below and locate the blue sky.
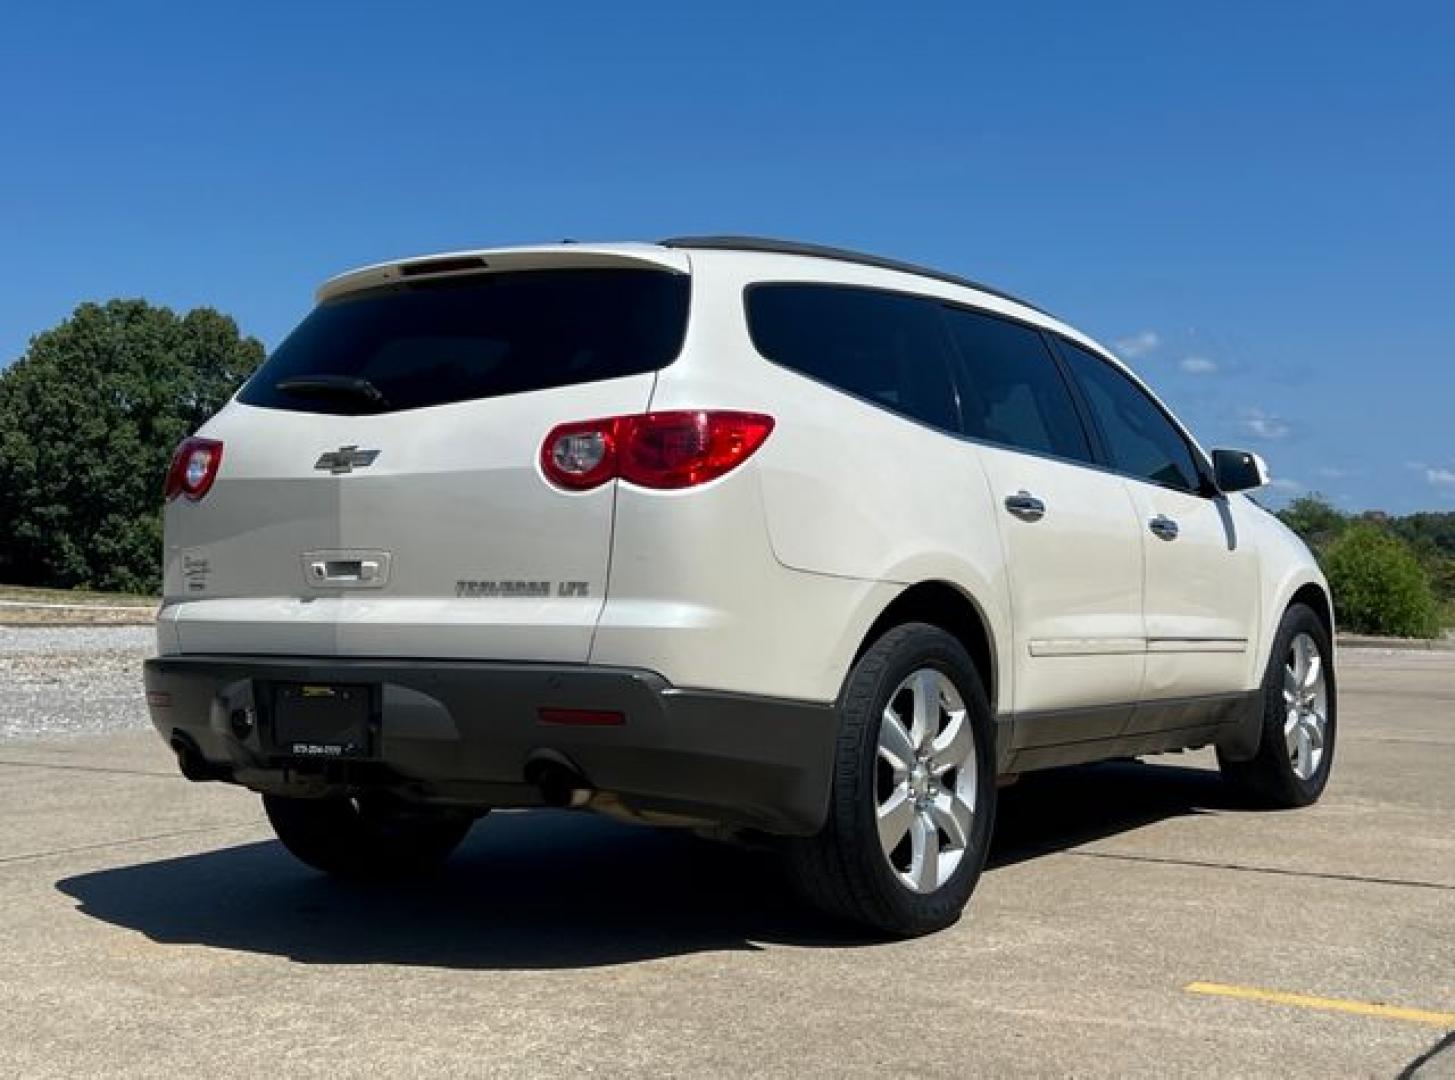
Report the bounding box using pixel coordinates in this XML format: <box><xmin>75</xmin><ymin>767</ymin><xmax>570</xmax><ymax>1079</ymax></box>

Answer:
<box><xmin>2</xmin><ymin>1</ymin><xmax>1451</xmax><ymax>512</ymax></box>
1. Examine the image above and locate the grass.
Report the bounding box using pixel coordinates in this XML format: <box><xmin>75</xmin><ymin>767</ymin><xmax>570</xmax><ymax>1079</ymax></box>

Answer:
<box><xmin>0</xmin><ymin>583</ymin><xmax>157</xmax><ymax>607</ymax></box>
<box><xmin>0</xmin><ymin>583</ymin><xmax>158</xmax><ymax>624</ymax></box>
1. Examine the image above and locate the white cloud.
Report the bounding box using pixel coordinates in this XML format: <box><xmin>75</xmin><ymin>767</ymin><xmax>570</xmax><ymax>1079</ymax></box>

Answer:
<box><xmin>1114</xmin><ymin>330</ymin><xmax>1160</xmax><ymax>359</ymax></box>
<box><xmin>1178</xmin><ymin>356</ymin><xmax>1219</xmax><ymax>375</ymax></box>
<box><xmin>1427</xmin><ymin>467</ymin><xmax>1455</xmax><ymax>487</ymax></box>
<box><xmin>1266</xmin><ymin>477</ymin><xmax>1303</xmax><ymax>493</ymax></box>
<box><xmin>1238</xmin><ymin>408</ymin><xmax>1292</xmax><ymax>441</ymax></box>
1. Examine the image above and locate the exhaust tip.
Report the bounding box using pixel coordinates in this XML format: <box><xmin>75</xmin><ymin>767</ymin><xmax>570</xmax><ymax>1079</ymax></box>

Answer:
<box><xmin>170</xmin><ymin>732</ymin><xmax>226</xmax><ymax>783</ymax></box>
<box><xmin>524</xmin><ymin>751</ymin><xmax>593</xmax><ymax>809</ymax></box>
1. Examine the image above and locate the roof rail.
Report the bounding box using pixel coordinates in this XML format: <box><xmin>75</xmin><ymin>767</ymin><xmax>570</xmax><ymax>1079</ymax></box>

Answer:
<box><xmin>658</xmin><ymin>235</ymin><xmax>1047</xmax><ymax>315</ymax></box>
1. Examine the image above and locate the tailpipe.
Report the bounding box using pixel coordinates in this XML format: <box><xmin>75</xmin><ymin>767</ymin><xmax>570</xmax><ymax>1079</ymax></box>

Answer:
<box><xmin>524</xmin><ymin>751</ymin><xmax>593</xmax><ymax>809</ymax></box>
<box><xmin>170</xmin><ymin>731</ymin><xmax>229</xmax><ymax>783</ymax></box>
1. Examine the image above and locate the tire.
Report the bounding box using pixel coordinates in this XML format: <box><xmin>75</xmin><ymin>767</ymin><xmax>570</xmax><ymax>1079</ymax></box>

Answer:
<box><xmin>263</xmin><ymin>793</ymin><xmax>476</xmax><ymax>880</ymax></box>
<box><xmin>1218</xmin><ymin>603</ymin><xmax>1337</xmax><ymax>808</ymax></box>
<box><xmin>784</xmin><ymin>622</ymin><xmax>997</xmax><ymax>937</ymax></box>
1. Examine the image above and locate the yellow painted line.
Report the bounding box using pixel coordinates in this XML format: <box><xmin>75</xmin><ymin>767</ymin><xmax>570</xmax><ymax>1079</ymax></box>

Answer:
<box><xmin>1185</xmin><ymin>981</ymin><xmax>1455</xmax><ymax>1028</ymax></box>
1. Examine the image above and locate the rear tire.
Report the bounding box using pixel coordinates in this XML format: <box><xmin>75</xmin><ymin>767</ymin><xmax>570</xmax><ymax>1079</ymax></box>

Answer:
<box><xmin>263</xmin><ymin>794</ymin><xmax>475</xmax><ymax>879</ymax></box>
<box><xmin>1218</xmin><ymin>603</ymin><xmax>1336</xmax><ymax>807</ymax></box>
<box><xmin>784</xmin><ymin>623</ymin><xmax>997</xmax><ymax>937</ymax></box>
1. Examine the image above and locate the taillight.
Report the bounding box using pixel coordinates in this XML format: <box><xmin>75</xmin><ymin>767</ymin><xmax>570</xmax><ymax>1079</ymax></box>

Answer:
<box><xmin>540</xmin><ymin>411</ymin><xmax>774</xmax><ymax>491</ymax></box>
<box><xmin>164</xmin><ymin>437</ymin><xmax>224</xmax><ymax>501</ymax></box>
<box><xmin>541</xmin><ymin>420</ymin><xmax>619</xmax><ymax>491</ymax></box>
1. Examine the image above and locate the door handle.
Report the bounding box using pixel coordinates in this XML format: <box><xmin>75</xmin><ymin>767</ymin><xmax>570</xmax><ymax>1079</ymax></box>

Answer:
<box><xmin>1149</xmin><ymin>514</ymin><xmax>1180</xmax><ymax>541</ymax></box>
<box><xmin>1004</xmin><ymin>491</ymin><xmax>1046</xmax><ymax>522</ymax></box>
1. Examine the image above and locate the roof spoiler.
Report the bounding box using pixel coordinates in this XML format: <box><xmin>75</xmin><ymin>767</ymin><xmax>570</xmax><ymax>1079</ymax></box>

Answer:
<box><xmin>316</xmin><ymin>243</ymin><xmax>690</xmax><ymax>303</ymax></box>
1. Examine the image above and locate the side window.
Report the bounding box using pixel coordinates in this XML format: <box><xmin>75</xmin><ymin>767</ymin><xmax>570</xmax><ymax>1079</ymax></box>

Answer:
<box><xmin>1057</xmin><ymin>338</ymin><xmax>1204</xmax><ymax>493</ymax></box>
<box><xmin>941</xmin><ymin>307</ymin><xmax>1093</xmax><ymax>463</ymax></box>
<box><xmin>746</xmin><ymin>284</ymin><xmax>960</xmax><ymax>432</ymax></box>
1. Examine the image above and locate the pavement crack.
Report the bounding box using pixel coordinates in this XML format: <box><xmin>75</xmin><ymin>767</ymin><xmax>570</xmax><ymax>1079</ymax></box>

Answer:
<box><xmin>0</xmin><ymin>821</ymin><xmax>266</xmax><ymax>867</ymax></box>
<box><xmin>1072</xmin><ymin>849</ymin><xmax>1454</xmax><ymax>892</ymax></box>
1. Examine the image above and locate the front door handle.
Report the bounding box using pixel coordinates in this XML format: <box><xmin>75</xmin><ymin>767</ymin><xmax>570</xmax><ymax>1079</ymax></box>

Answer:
<box><xmin>1004</xmin><ymin>491</ymin><xmax>1046</xmax><ymax>522</ymax></box>
<box><xmin>1149</xmin><ymin>514</ymin><xmax>1180</xmax><ymax>541</ymax></box>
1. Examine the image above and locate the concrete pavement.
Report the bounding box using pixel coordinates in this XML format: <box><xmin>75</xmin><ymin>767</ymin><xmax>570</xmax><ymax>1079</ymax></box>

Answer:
<box><xmin>0</xmin><ymin>645</ymin><xmax>1451</xmax><ymax>1077</ymax></box>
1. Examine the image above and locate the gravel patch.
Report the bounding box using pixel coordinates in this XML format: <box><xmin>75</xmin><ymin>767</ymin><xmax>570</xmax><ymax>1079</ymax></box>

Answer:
<box><xmin>0</xmin><ymin>626</ymin><xmax>155</xmax><ymax>740</ymax></box>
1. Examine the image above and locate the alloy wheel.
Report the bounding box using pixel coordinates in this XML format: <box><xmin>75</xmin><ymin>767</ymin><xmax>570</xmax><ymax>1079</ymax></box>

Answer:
<box><xmin>875</xmin><ymin>667</ymin><xmax>978</xmax><ymax>893</ymax></box>
<box><xmin>1283</xmin><ymin>632</ymin><xmax>1329</xmax><ymax>781</ymax></box>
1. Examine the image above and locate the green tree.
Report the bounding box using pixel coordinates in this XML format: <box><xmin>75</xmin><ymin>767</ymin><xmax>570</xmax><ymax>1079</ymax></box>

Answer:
<box><xmin>0</xmin><ymin>300</ymin><xmax>263</xmax><ymax>593</ymax></box>
<box><xmin>1277</xmin><ymin>494</ymin><xmax>1347</xmax><ymax>557</ymax></box>
<box><xmin>1322</xmin><ymin>522</ymin><xmax>1441</xmax><ymax>639</ymax></box>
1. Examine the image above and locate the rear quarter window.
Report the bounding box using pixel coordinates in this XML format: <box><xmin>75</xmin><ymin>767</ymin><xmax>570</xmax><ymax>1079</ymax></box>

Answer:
<box><xmin>746</xmin><ymin>283</ymin><xmax>961</xmax><ymax>432</ymax></box>
<box><xmin>238</xmin><ymin>268</ymin><xmax>690</xmax><ymax>415</ymax></box>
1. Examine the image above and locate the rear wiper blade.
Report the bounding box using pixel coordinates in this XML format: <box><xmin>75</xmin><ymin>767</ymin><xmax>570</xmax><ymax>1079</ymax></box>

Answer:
<box><xmin>274</xmin><ymin>374</ymin><xmax>390</xmax><ymax>408</ymax></box>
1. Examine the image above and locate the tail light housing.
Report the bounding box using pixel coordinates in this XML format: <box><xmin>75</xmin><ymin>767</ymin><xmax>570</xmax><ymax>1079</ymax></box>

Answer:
<box><xmin>541</xmin><ymin>411</ymin><xmax>774</xmax><ymax>491</ymax></box>
<box><xmin>164</xmin><ymin>437</ymin><xmax>224</xmax><ymax>501</ymax></box>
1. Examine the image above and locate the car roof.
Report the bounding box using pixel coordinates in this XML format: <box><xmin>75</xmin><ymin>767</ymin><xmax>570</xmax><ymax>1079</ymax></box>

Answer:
<box><xmin>659</xmin><ymin>235</ymin><xmax>1049</xmax><ymax>316</ymax></box>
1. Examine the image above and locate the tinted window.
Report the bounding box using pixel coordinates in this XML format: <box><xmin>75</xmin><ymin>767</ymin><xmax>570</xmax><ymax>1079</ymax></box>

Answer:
<box><xmin>1057</xmin><ymin>338</ymin><xmax>1204</xmax><ymax>492</ymax></box>
<box><xmin>747</xmin><ymin>285</ymin><xmax>960</xmax><ymax>431</ymax></box>
<box><xmin>942</xmin><ymin>308</ymin><xmax>1093</xmax><ymax>463</ymax></box>
<box><xmin>238</xmin><ymin>269</ymin><xmax>690</xmax><ymax>414</ymax></box>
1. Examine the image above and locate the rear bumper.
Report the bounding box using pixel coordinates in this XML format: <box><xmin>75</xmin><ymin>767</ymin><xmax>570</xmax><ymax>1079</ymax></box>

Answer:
<box><xmin>142</xmin><ymin>655</ymin><xmax>837</xmax><ymax>836</ymax></box>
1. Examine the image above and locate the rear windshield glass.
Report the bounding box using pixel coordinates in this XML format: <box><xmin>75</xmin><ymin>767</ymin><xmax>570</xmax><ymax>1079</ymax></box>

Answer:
<box><xmin>238</xmin><ymin>268</ymin><xmax>690</xmax><ymax>414</ymax></box>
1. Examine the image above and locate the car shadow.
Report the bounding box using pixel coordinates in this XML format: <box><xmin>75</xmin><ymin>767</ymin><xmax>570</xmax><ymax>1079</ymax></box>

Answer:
<box><xmin>55</xmin><ymin>758</ymin><xmax>1240</xmax><ymax>970</ymax></box>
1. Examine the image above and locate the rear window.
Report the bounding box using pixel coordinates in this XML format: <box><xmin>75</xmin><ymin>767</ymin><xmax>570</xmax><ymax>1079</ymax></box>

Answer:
<box><xmin>238</xmin><ymin>268</ymin><xmax>690</xmax><ymax>414</ymax></box>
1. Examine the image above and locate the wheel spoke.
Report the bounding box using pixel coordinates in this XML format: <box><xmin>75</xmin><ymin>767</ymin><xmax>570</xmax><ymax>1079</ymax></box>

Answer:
<box><xmin>1305</xmin><ymin>712</ymin><xmax>1326</xmax><ymax>751</ymax></box>
<box><xmin>1283</xmin><ymin>664</ymin><xmax>1299</xmax><ymax>706</ymax></box>
<box><xmin>878</xmin><ymin>708</ymin><xmax>915</xmax><ymax>774</ymax></box>
<box><xmin>1295</xmin><ymin>724</ymin><xmax>1313</xmax><ymax>777</ymax></box>
<box><xmin>929</xmin><ymin>710</ymin><xmax>973</xmax><ymax>775</ymax></box>
<box><xmin>930</xmin><ymin>790</ymin><xmax>972</xmax><ymax>850</ymax></box>
<box><xmin>1302</xmin><ymin>652</ymin><xmax>1323</xmax><ymax>693</ymax></box>
<box><xmin>877</xmin><ymin>784</ymin><xmax>914</xmax><ymax>853</ymax></box>
<box><xmin>910</xmin><ymin>669</ymin><xmax>940</xmax><ymax>750</ymax></box>
<box><xmin>1292</xmin><ymin>635</ymin><xmax>1312</xmax><ymax>687</ymax></box>
<box><xmin>908</xmin><ymin>812</ymin><xmax>940</xmax><ymax>891</ymax></box>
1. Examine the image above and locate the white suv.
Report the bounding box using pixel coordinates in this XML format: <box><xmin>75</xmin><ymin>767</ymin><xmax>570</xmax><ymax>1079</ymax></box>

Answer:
<box><xmin>144</xmin><ymin>237</ymin><xmax>1336</xmax><ymax>936</ymax></box>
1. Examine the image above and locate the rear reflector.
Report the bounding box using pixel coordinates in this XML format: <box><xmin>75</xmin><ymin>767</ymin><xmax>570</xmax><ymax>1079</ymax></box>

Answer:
<box><xmin>537</xmin><ymin>707</ymin><xmax>625</xmax><ymax>727</ymax></box>
<box><xmin>145</xmin><ymin>690</ymin><xmax>172</xmax><ymax>708</ymax></box>
<box><xmin>540</xmin><ymin>410</ymin><xmax>774</xmax><ymax>491</ymax></box>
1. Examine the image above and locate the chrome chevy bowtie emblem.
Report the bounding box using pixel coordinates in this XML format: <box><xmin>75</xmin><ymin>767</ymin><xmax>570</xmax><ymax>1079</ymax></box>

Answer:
<box><xmin>314</xmin><ymin>446</ymin><xmax>380</xmax><ymax>474</ymax></box>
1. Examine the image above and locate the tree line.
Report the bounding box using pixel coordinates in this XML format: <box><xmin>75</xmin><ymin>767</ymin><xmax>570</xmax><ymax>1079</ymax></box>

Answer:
<box><xmin>0</xmin><ymin>300</ymin><xmax>262</xmax><ymax>593</ymax></box>
<box><xmin>1278</xmin><ymin>496</ymin><xmax>1452</xmax><ymax>639</ymax></box>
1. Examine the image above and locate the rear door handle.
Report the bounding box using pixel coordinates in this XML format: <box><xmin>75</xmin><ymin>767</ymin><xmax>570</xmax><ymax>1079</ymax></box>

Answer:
<box><xmin>1004</xmin><ymin>491</ymin><xmax>1046</xmax><ymax>522</ymax></box>
<box><xmin>1149</xmin><ymin>514</ymin><xmax>1180</xmax><ymax>541</ymax></box>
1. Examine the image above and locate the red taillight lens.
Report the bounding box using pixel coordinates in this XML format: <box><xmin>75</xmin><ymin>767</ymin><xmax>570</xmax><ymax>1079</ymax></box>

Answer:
<box><xmin>540</xmin><ymin>411</ymin><xmax>774</xmax><ymax>491</ymax></box>
<box><xmin>164</xmin><ymin>437</ymin><xmax>224</xmax><ymax>501</ymax></box>
<box><xmin>619</xmin><ymin>411</ymin><xmax>775</xmax><ymax>489</ymax></box>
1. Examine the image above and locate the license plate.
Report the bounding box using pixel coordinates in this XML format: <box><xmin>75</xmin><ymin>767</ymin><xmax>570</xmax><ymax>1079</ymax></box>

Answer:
<box><xmin>272</xmin><ymin>683</ymin><xmax>371</xmax><ymax>759</ymax></box>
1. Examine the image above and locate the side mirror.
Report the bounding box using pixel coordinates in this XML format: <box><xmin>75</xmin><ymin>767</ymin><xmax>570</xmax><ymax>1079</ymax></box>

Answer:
<box><xmin>1212</xmin><ymin>448</ymin><xmax>1270</xmax><ymax>493</ymax></box>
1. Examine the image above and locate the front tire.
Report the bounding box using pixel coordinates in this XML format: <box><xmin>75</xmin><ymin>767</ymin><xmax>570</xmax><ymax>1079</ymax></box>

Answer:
<box><xmin>1218</xmin><ymin>603</ymin><xmax>1337</xmax><ymax>807</ymax></box>
<box><xmin>784</xmin><ymin>623</ymin><xmax>997</xmax><ymax>937</ymax></box>
<box><xmin>263</xmin><ymin>794</ymin><xmax>475</xmax><ymax>879</ymax></box>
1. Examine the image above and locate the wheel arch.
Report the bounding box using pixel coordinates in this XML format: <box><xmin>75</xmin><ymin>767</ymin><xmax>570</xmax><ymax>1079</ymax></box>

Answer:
<box><xmin>1289</xmin><ymin>581</ymin><xmax>1334</xmax><ymax>638</ymax></box>
<box><xmin>852</xmin><ymin>580</ymin><xmax>1000</xmax><ymax>714</ymax></box>
<box><xmin>1255</xmin><ymin>571</ymin><xmax>1335</xmax><ymax>685</ymax></box>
